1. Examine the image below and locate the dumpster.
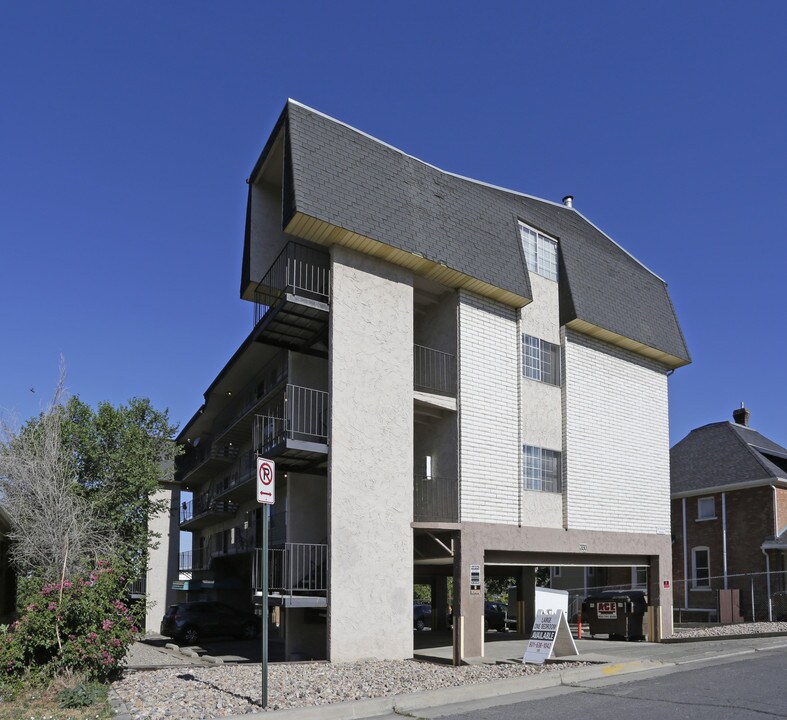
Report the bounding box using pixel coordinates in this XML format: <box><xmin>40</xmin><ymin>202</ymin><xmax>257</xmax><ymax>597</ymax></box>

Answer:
<box><xmin>581</xmin><ymin>590</ymin><xmax>648</xmax><ymax>641</ymax></box>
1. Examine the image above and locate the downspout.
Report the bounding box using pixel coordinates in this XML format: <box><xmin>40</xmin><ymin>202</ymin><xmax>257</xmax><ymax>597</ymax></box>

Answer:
<box><xmin>773</xmin><ymin>485</ymin><xmax>779</xmax><ymax>537</ymax></box>
<box><xmin>682</xmin><ymin>498</ymin><xmax>688</xmax><ymax>609</ymax></box>
<box><xmin>722</xmin><ymin>492</ymin><xmax>728</xmax><ymax>590</ymax></box>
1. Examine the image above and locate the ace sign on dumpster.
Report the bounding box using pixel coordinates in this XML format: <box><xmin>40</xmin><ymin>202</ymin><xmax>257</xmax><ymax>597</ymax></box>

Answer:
<box><xmin>256</xmin><ymin>457</ymin><xmax>275</xmax><ymax>504</ymax></box>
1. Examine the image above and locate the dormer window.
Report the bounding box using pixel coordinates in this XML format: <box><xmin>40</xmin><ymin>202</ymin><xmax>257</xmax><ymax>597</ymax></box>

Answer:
<box><xmin>519</xmin><ymin>222</ymin><xmax>558</xmax><ymax>281</ymax></box>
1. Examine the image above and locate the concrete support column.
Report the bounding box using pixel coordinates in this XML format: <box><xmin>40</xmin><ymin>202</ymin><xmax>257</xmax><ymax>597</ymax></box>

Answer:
<box><xmin>649</xmin><ymin>545</ymin><xmax>674</xmax><ymax>640</ymax></box>
<box><xmin>432</xmin><ymin>576</ymin><xmax>449</xmax><ymax>631</ymax></box>
<box><xmin>516</xmin><ymin>567</ymin><xmax>536</xmax><ymax>634</ymax></box>
<box><xmin>452</xmin><ymin>533</ymin><xmax>484</xmax><ymax>662</ymax></box>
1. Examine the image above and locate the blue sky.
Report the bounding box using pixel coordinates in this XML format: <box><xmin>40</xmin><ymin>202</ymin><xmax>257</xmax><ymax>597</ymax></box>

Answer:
<box><xmin>1</xmin><ymin>1</ymin><xmax>786</xmax><ymax>449</ymax></box>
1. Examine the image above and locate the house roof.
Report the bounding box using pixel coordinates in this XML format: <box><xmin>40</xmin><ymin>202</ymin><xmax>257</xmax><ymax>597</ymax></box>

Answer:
<box><xmin>243</xmin><ymin>100</ymin><xmax>690</xmax><ymax>368</ymax></box>
<box><xmin>671</xmin><ymin>421</ymin><xmax>787</xmax><ymax>495</ymax></box>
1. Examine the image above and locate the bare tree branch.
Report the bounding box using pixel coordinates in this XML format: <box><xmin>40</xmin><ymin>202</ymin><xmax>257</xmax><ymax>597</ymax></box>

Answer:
<box><xmin>0</xmin><ymin>365</ymin><xmax>116</xmax><ymax>581</ymax></box>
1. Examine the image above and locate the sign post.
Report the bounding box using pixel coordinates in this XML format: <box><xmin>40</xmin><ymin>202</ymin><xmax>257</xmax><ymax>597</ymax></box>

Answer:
<box><xmin>256</xmin><ymin>457</ymin><xmax>275</xmax><ymax>708</ymax></box>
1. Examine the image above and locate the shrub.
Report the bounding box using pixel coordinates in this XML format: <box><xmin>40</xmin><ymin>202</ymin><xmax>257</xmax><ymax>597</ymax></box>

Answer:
<box><xmin>0</xmin><ymin>562</ymin><xmax>140</xmax><ymax>693</ymax></box>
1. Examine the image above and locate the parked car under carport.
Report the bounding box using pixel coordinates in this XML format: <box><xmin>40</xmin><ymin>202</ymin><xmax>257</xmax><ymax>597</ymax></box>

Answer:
<box><xmin>160</xmin><ymin>601</ymin><xmax>259</xmax><ymax>644</ymax></box>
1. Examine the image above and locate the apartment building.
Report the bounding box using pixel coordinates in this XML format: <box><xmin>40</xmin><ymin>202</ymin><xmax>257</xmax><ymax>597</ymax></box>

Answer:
<box><xmin>173</xmin><ymin>100</ymin><xmax>690</xmax><ymax>662</ymax></box>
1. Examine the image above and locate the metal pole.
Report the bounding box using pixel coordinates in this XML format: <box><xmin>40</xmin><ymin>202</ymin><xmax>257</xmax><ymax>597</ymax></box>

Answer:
<box><xmin>261</xmin><ymin>506</ymin><xmax>268</xmax><ymax>708</ymax></box>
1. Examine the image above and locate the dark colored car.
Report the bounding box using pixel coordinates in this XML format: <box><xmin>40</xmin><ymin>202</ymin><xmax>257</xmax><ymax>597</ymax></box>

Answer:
<box><xmin>160</xmin><ymin>601</ymin><xmax>259</xmax><ymax>644</ymax></box>
<box><xmin>447</xmin><ymin>602</ymin><xmax>509</xmax><ymax>632</ymax></box>
<box><xmin>484</xmin><ymin>601</ymin><xmax>507</xmax><ymax>632</ymax></box>
<box><xmin>413</xmin><ymin>603</ymin><xmax>432</xmax><ymax>631</ymax></box>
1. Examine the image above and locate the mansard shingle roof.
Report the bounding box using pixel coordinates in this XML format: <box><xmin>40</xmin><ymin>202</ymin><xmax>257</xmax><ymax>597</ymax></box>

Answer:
<box><xmin>246</xmin><ymin>100</ymin><xmax>690</xmax><ymax>367</ymax></box>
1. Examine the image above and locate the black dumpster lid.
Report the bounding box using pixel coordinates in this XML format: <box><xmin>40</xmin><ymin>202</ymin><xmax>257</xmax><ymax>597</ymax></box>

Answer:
<box><xmin>583</xmin><ymin>590</ymin><xmax>648</xmax><ymax>602</ymax></box>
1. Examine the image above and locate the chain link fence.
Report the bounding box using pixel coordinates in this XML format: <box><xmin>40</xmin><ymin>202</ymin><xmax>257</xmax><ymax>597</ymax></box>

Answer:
<box><xmin>673</xmin><ymin>570</ymin><xmax>787</xmax><ymax>623</ymax></box>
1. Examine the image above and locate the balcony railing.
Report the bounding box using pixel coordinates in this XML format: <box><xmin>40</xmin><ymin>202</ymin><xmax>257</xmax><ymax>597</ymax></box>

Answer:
<box><xmin>179</xmin><ymin>547</ymin><xmax>213</xmax><ymax>572</ymax></box>
<box><xmin>253</xmin><ymin>384</ymin><xmax>329</xmax><ymax>453</ymax></box>
<box><xmin>253</xmin><ymin>543</ymin><xmax>328</xmax><ymax>595</ymax></box>
<box><xmin>177</xmin><ymin>440</ymin><xmax>239</xmax><ymax>479</ymax></box>
<box><xmin>212</xmin><ymin>352</ymin><xmax>288</xmax><ymax>439</ymax></box>
<box><xmin>213</xmin><ymin>524</ymin><xmax>257</xmax><ymax>557</ymax></box>
<box><xmin>414</xmin><ymin>345</ymin><xmax>457</xmax><ymax>396</ymax></box>
<box><xmin>180</xmin><ymin>497</ymin><xmax>238</xmax><ymax>524</ymax></box>
<box><xmin>127</xmin><ymin>578</ymin><xmax>146</xmax><ymax>596</ymax></box>
<box><xmin>254</xmin><ymin>242</ymin><xmax>331</xmax><ymax>326</ymax></box>
<box><xmin>413</xmin><ymin>475</ymin><xmax>459</xmax><ymax>523</ymax></box>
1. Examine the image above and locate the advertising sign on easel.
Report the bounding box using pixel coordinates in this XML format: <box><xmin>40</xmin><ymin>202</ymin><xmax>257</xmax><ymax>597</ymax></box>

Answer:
<box><xmin>522</xmin><ymin>609</ymin><xmax>578</xmax><ymax>664</ymax></box>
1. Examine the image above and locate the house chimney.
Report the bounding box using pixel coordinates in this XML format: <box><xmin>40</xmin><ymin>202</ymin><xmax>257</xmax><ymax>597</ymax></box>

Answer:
<box><xmin>562</xmin><ymin>195</ymin><xmax>574</xmax><ymax>208</ymax></box>
<box><xmin>732</xmin><ymin>403</ymin><xmax>750</xmax><ymax>426</ymax></box>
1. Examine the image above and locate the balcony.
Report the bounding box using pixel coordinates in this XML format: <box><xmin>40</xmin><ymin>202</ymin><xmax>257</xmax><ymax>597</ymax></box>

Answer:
<box><xmin>211</xmin><ymin>450</ymin><xmax>257</xmax><ymax>503</ymax></box>
<box><xmin>414</xmin><ymin>345</ymin><xmax>456</xmax><ymax>397</ymax></box>
<box><xmin>413</xmin><ymin>475</ymin><xmax>459</xmax><ymax>524</ymax></box>
<box><xmin>212</xmin><ymin>353</ymin><xmax>288</xmax><ymax>446</ymax></box>
<box><xmin>253</xmin><ymin>384</ymin><xmax>329</xmax><ymax>470</ymax></box>
<box><xmin>253</xmin><ymin>543</ymin><xmax>328</xmax><ymax>607</ymax></box>
<box><xmin>177</xmin><ymin>441</ymin><xmax>239</xmax><ymax>485</ymax></box>
<box><xmin>212</xmin><ymin>524</ymin><xmax>257</xmax><ymax>558</ymax></box>
<box><xmin>180</xmin><ymin>497</ymin><xmax>238</xmax><ymax>530</ymax></box>
<box><xmin>253</xmin><ymin>242</ymin><xmax>330</xmax><ymax>355</ymax></box>
<box><xmin>178</xmin><ymin>547</ymin><xmax>213</xmax><ymax>573</ymax></box>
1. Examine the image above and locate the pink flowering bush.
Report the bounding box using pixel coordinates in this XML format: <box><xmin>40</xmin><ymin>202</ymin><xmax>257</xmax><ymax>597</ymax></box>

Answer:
<box><xmin>0</xmin><ymin>563</ymin><xmax>140</xmax><ymax>694</ymax></box>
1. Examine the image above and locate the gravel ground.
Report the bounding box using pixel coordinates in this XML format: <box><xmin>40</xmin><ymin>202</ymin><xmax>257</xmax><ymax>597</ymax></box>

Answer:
<box><xmin>669</xmin><ymin>621</ymin><xmax>787</xmax><ymax>638</ymax></box>
<box><xmin>112</xmin><ymin>658</ymin><xmax>586</xmax><ymax>719</ymax></box>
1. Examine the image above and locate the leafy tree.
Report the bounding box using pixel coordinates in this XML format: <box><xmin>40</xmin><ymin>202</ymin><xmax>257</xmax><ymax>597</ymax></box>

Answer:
<box><xmin>61</xmin><ymin>396</ymin><xmax>177</xmax><ymax>581</ymax></box>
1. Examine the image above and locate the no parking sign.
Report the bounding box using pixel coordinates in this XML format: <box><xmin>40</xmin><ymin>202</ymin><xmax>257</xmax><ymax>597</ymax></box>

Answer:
<box><xmin>256</xmin><ymin>457</ymin><xmax>275</xmax><ymax>504</ymax></box>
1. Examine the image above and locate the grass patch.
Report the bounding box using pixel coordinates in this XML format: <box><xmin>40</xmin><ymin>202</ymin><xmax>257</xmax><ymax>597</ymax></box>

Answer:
<box><xmin>0</xmin><ymin>682</ymin><xmax>112</xmax><ymax>720</ymax></box>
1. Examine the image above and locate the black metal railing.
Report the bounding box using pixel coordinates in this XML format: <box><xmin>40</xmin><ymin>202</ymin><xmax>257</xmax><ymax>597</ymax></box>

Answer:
<box><xmin>212</xmin><ymin>525</ymin><xmax>257</xmax><ymax>558</ymax></box>
<box><xmin>212</xmin><ymin>353</ymin><xmax>288</xmax><ymax>437</ymax></box>
<box><xmin>414</xmin><ymin>345</ymin><xmax>457</xmax><ymax>396</ymax></box>
<box><xmin>253</xmin><ymin>543</ymin><xmax>328</xmax><ymax>595</ymax></box>
<box><xmin>413</xmin><ymin>475</ymin><xmax>459</xmax><ymax>523</ymax></box>
<box><xmin>253</xmin><ymin>384</ymin><xmax>329</xmax><ymax>453</ymax></box>
<box><xmin>253</xmin><ymin>242</ymin><xmax>330</xmax><ymax>326</ymax></box>
<box><xmin>127</xmin><ymin>578</ymin><xmax>146</xmax><ymax>596</ymax></box>
<box><xmin>178</xmin><ymin>546</ymin><xmax>212</xmax><ymax>572</ymax></box>
<box><xmin>177</xmin><ymin>440</ymin><xmax>239</xmax><ymax>479</ymax></box>
<box><xmin>180</xmin><ymin>497</ymin><xmax>238</xmax><ymax>524</ymax></box>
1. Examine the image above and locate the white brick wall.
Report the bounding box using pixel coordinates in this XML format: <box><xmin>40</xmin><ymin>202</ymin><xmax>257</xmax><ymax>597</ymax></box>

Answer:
<box><xmin>458</xmin><ymin>291</ymin><xmax>520</xmax><ymax>524</ymax></box>
<box><xmin>563</xmin><ymin>329</ymin><xmax>670</xmax><ymax>533</ymax></box>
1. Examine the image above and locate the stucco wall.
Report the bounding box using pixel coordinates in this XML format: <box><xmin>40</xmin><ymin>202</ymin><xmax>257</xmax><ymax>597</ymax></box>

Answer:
<box><xmin>563</xmin><ymin>329</ymin><xmax>670</xmax><ymax>534</ymax></box>
<box><xmin>328</xmin><ymin>246</ymin><xmax>414</xmax><ymax>661</ymax></box>
<box><xmin>290</xmin><ymin>352</ymin><xmax>329</xmax><ymax>392</ymax></box>
<box><xmin>414</xmin><ymin>289</ymin><xmax>457</xmax><ymax>356</ymax></box>
<box><xmin>146</xmin><ymin>485</ymin><xmax>180</xmax><ymax>632</ymax></box>
<box><xmin>248</xmin><ymin>182</ymin><xmax>291</xmax><ymax>285</ymax></box>
<box><xmin>458</xmin><ymin>291</ymin><xmax>520</xmax><ymax>525</ymax></box>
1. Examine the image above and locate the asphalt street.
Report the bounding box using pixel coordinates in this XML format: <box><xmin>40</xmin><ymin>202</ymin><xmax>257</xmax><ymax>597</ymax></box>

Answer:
<box><xmin>428</xmin><ymin>647</ymin><xmax>787</xmax><ymax>720</ymax></box>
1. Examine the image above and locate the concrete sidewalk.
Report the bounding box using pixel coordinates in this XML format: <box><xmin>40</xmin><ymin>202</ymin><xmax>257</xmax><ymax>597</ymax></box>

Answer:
<box><xmin>220</xmin><ymin>633</ymin><xmax>787</xmax><ymax>720</ymax></box>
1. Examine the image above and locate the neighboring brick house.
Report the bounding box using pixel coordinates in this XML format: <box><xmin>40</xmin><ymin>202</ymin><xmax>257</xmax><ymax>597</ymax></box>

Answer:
<box><xmin>173</xmin><ymin>100</ymin><xmax>690</xmax><ymax>662</ymax></box>
<box><xmin>671</xmin><ymin>407</ymin><xmax>787</xmax><ymax>622</ymax></box>
<box><xmin>0</xmin><ymin>507</ymin><xmax>17</xmax><ymax>622</ymax></box>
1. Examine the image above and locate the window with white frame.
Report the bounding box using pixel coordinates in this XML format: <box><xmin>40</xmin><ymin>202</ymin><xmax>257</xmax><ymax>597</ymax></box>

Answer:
<box><xmin>523</xmin><ymin>334</ymin><xmax>561</xmax><ymax>385</ymax></box>
<box><xmin>519</xmin><ymin>222</ymin><xmax>559</xmax><ymax>281</ymax></box>
<box><xmin>697</xmin><ymin>496</ymin><xmax>715</xmax><ymax>520</ymax></box>
<box><xmin>523</xmin><ymin>446</ymin><xmax>562</xmax><ymax>492</ymax></box>
<box><xmin>551</xmin><ymin>566</ymin><xmax>561</xmax><ymax>578</ymax></box>
<box><xmin>692</xmin><ymin>547</ymin><xmax>711</xmax><ymax>589</ymax></box>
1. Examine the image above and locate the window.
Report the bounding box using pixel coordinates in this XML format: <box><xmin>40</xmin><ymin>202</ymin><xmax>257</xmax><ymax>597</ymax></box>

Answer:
<box><xmin>519</xmin><ymin>222</ymin><xmax>559</xmax><ymax>281</ymax></box>
<box><xmin>523</xmin><ymin>446</ymin><xmax>562</xmax><ymax>492</ymax></box>
<box><xmin>697</xmin><ymin>497</ymin><xmax>715</xmax><ymax>520</ymax></box>
<box><xmin>523</xmin><ymin>334</ymin><xmax>561</xmax><ymax>385</ymax></box>
<box><xmin>692</xmin><ymin>547</ymin><xmax>711</xmax><ymax>589</ymax></box>
<box><xmin>632</xmin><ymin>566</ymin><xmax>647</xmax><ymax>588</ymax></box>
<box><xmin>551</xmin><ymin>566</ymin><xmax>561</xmax><ymax>578</ymax></box>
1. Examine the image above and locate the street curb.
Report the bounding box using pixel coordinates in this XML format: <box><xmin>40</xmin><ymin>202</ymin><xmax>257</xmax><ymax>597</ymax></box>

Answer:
<box><xmin>662</xmin><ymin>630</ymin><xmax>787</xmax><ymax>644</ymax></box>
<box><xmin>108</xmin><ymin>686</ymin><xmax>133</xmax><ymax>720</ymax></box>
<box><xmin>220</xmin><ymin>660</ymin><xmax>667</xmax><ymax>720</ymax></box>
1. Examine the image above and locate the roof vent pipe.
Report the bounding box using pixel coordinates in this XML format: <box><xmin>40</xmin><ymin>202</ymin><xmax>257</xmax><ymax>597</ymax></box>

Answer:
<box><xmin>732</xmin><ymin>403</ymin><xmax>750</xmax><ymax>427</ymax></box>
<box><xmin>562</xmin><ymin>195</ymin><xmax>574</xmax><ymax>208</ymax></box>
